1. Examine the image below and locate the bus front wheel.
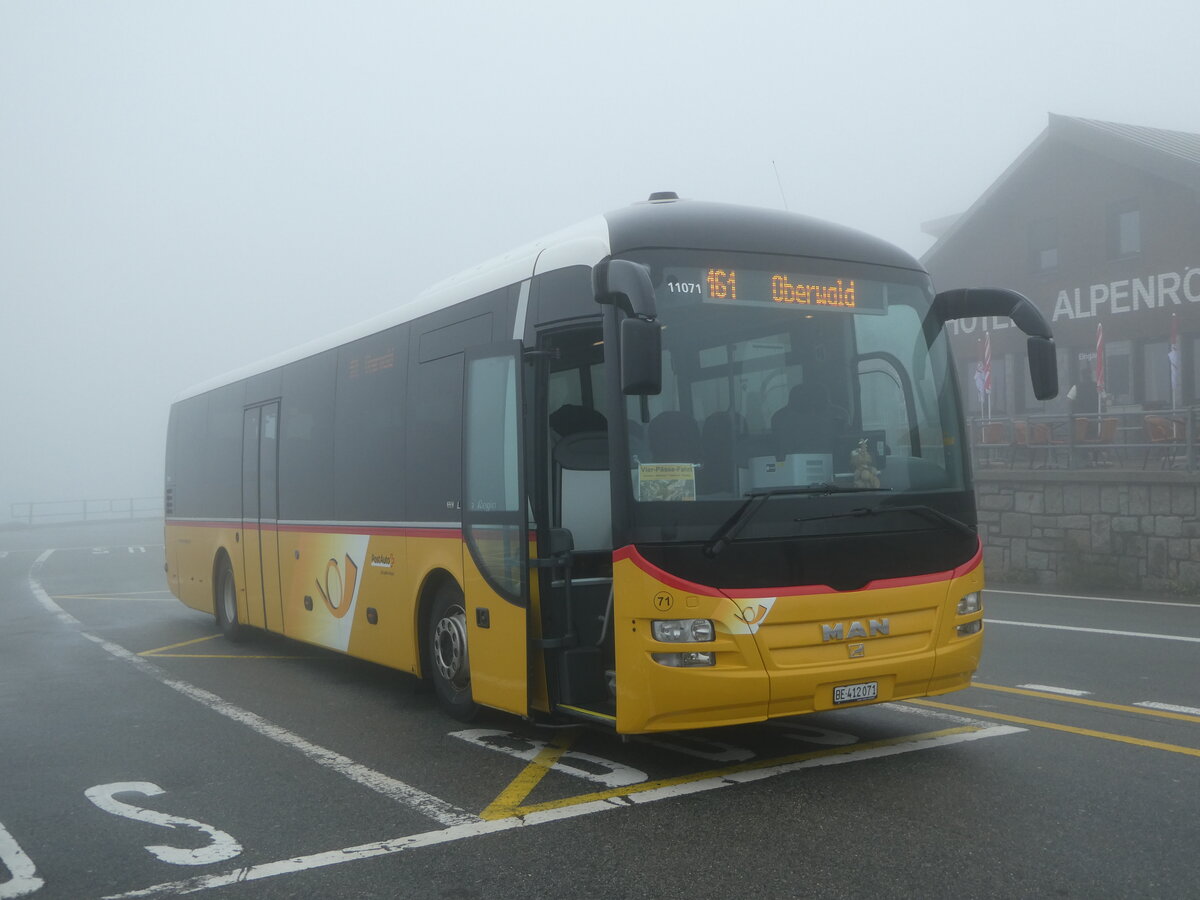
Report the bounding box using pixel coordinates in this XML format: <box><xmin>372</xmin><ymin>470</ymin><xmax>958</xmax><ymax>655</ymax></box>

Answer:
<box><xmin>427</xmin><ymin>582</ymin><xmax>477</xmax><ymax>721</ymax></box>
<box><xmin>215</xmin><ymin>556</ymin><xmax>250</xmax><ymax>643</ymax></box>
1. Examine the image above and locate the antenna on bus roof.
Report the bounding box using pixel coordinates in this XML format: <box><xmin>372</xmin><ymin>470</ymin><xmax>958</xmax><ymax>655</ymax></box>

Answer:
<box><xmin>772</xmin><ymin>160</ymin><xmax>789</xmax><ymax>211</ymax></box>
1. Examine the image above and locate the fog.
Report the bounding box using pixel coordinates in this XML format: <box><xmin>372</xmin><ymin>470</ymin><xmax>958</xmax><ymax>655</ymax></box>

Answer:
<box><xmin>2</xmin><ymin>0</ymin><xmax>1196</xmax><ymax>519</ymax></box>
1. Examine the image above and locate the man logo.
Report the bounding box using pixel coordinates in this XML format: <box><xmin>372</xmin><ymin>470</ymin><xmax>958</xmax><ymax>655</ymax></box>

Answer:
<box><xmin>820</xmin><ymin>618</ymin><xmax>890</xmax><ymax>642</ymax></box>
<box><xmin>848</xmin><ymin>643</ymin><xmax>866</xmax><ymax>658</ymax></box>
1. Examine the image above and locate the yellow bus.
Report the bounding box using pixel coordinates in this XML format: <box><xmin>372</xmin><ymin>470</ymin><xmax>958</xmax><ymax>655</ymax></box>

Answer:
<box><xmin>164</xmin><ymin>193</ymin><xmax>1057</xmax><ymax>733</ymax></box>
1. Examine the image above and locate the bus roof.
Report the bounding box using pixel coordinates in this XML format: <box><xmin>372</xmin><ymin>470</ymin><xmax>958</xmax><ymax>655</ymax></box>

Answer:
<box><xmin>174</xmin><ymin>196</ymin><xmax>923</xmax><ymax>402</ymax></box>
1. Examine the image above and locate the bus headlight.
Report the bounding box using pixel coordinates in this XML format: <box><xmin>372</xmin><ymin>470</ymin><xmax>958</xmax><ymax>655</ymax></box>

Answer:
<box><xmin>652</xmin><ymin>651</ymin><xmax>716</xmax><ymax>667</ymax></box>
<box><xmin>956</xmin><ymin>592</ymin><xmax>982</xmax><ymax>615</ymax></box>
<box><xmin>956</xmin><ymin>620</ymin><xmax>983</xmax><ymax>637</ymax></box>
<box><xmin>652</xmin><ymin>619</ymin><xmax>715</xmax><ymax>642</ymax></box>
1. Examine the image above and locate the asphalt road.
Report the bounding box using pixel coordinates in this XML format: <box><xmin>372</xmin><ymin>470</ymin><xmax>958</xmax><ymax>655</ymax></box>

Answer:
<box><xmin>1</xmin><ymin>519</ymin><xmax>1197</xmax><ymax>899</ymax></box>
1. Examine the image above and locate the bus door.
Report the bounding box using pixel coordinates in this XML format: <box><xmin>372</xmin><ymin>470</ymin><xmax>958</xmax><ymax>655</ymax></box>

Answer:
<box><xmin>241</xmin><ymin>402</ymin><xmax>283</xmax><ymax>631</ymax></box>
<box><xmin>462</xmin><ymin>342</ymin><xmax>529</xmax><ymax>716</ymax></box>
<box><xmin>538</xmin><ymin>325</ymin><xmax>615</xmax><ymax>721</ymax></box>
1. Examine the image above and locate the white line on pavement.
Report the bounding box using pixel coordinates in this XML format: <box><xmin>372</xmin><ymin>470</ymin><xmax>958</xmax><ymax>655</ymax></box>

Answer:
<box><xmin>104</xmin><ymin>724</ymin><xmax>1026</xmax><ymax>899</ymax></box>
<box><xmin>27</xmin><ymin>550</ymin><xmax>478</xmax><ymax>829</ymax></box>
<box><xmin>1017</xmin><ymin>684</ymin><xmax>1091</xmax><ymax>696</ymax></box>
<box><xmin>882</xmin><ymin>701</ymin><xmax>994</xmax><ymax>727</ymax></box>
<box><xmin>0</xmin><ymin>819</ymin><xmax>44</xmax><ymax>899</ymax></box>
<box><xmin>987</xmin><ymin>589</ymin><xmax>1198</xmax><ymax>609</ymax></box>
<box><xmin>1134</xmin><ymin>701</ymin><xmax>1200</xmax><ymax>717</ymax></box>
<box><xmin>985</xmin><ymin>619</ymin><xmax>1200</xmax><ymax>643</ymax></box>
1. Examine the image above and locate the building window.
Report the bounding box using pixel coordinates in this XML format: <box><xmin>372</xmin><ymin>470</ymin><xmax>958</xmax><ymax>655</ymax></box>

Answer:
<box><xmin>1142</xmin><ymin>340</ymin><xmax>1171</xmax><ymax>407</ymax></box>
<box><xmin>1108</xmin><ymin>201</ymin><xmax>1140</xmax><ymax>258</ymax></box>
<box><xmin>1028</xmin><ymin>218</ymin><xmax>1058</xmax><ymax>272</ymax></box>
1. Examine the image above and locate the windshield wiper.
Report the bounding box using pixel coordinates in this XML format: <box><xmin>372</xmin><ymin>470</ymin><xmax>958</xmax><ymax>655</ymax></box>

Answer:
<box><xmin>795</xmin><ymin>503</ymin><xmax>975</xmax><ymax>537</ymax></box>
<box><xmin>702</xmin><ymin>483</ymin><xmax>890</xmax><ymax>559</ymax></box>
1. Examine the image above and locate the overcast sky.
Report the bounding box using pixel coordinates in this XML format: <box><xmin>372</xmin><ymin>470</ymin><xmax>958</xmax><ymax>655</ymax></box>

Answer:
<box><xmin>2</xmin><ymin>0</ymin><xmax>1197</xmax><ymax>518</ymax></box>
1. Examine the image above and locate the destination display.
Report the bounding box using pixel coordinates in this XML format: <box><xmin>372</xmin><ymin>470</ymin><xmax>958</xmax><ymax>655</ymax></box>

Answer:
<box><xmin>660</xmin><ymin>266</ymin><xmax>888</xmax><ymax>313</ymax></box>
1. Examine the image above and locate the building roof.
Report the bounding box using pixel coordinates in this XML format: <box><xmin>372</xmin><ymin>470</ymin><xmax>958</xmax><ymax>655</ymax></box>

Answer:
<box><xmin>921</xmin><ymin>114</ymin><xmax>1200</xmax><ymax>266</ymax></box>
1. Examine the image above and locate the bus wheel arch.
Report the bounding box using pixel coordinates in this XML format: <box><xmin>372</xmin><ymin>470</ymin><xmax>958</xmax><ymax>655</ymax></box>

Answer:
<box><xmin>213</xmin><ymin>550</ymin><xmax>250</xmax><ymax>643</ymax></box>
<box><xmin>418</xmin><ymin>572</ymin><xmax>477</xmax><ymax>721</ymax></box>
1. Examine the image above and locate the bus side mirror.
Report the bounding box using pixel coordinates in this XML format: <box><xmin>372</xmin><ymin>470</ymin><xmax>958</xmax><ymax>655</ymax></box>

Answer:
<box><xmin>932</xmin><ymin>287</ymin><xmax>1059</xmax><ymax>401</ymax></box>
<box><xmin>1027</xmin><ymin>336</ymin><xmax>1058</xmax><ymax>401</ymax></box>
<box><xmin>595</xmin><ymin>260</ymin><xmax>657</xmax><ymax>319</ymax></box>
<box><xmin>620</xmin><ymin>317</ymin><xmax>662</xmax><ymax>395</ymax></box>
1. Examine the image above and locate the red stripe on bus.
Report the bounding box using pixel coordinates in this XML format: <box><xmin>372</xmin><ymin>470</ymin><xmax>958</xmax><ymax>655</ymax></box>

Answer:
<box><xmin>613</xmin><ymin>539</ymin><xmax>982</xmax><ymax>599</ymax></box>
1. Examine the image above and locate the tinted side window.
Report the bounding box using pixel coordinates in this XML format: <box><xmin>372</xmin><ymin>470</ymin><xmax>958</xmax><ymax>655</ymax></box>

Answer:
<box><xmin>407</xmin><ymin>352</ymin><xmax>462</xmax><ymax>522</ymax></box>
<box><xmin>335</xmin><ymin>327</ymin><xmax>407</xmax><ymax>522</ymax></box>
<box><xmin>169</xmin><ymin>394</ymin><xmax>208</xmax><ymax>518</ymax></box>
<box><xmin>279</xmin><ymin>351</ymin><xmax>336</xmax><ymax>521</ymax></box>
<box><xmin>169</xmin><ymin>381</ymin><xmax>244</xmax><ymax>519</ymax></box>
<box><xmin>205</xmin><ymin>382</ymin><xmax>245</xmax><ymax>518</ymax></box>
<box><xmin>532</xmin><ymin>266</ymin><xmax>596</xmax><ymax>325</ymax></box>
<box><xmin>407</xmin><ymin>294</ymin><xmax>512</xmax><ymax>522</ymax></box>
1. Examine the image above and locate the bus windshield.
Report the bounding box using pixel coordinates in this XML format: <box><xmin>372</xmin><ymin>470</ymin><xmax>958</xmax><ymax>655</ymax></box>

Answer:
<box><xmin>617</xmin><ymin>249</ymin><xmax>967</xmax><ymax>544</ymax></box>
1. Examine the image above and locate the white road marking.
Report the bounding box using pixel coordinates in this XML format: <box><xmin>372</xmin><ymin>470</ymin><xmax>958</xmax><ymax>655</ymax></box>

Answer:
<box><xmin>638</xmin><ymin>733</ymin><xmax>756</xmax><ymax>762</ymax></box>
<box><xmin>28</xmin><ymin>550</ymin><xmax>478</xmax><ymax>829</ymax></box>
<box><xmin>105</xmin><ymin>724</ymin><xmax>1026</xmax><ymax>899</ymax></box>
<box><xmin>451</xmin><ymin>729</ymin><xmax>648</xmax><ymax>787</ymax></box>
<box><xmin>1134</xmin><ymin>701</ymin><xmax>1200</xmax><ymax>717</ymax></box>
<box><xmin>1</xmin><ymin>544</ymin><xmax>164</xmax><ymax>554</ymax></box>
<box><xmin>1017</xmin><ymin>684</ymin><xmax>1091</xmax><ymax>696</ymax></box>
<box><xmin>985</xmin><ymin>618</ymin><xmax>1200</xmax><ymax>643</ymax></box>
<box><xmin>987</xmin><ymin>588</ymin><xmax>1198</xmax><ymax>609</ymax></box>
<box><xmin>0</xmin><ymin>820</ymin><xmax>44</xmax><ymax>899</ymax></box>
<box><xmin>85</xmin><ymin>783</ymin><xmax>242</xmax><ymax>866</ymax></box>
<box><xmin>882</xmin><ymin>701</ymin><xmax>994</xmax><ymax>727</ymax></box>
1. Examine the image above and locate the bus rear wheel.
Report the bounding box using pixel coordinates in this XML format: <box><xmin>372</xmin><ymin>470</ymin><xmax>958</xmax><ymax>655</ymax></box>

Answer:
<box><xmin>215</xmin><ymin>556</ymin><xmax>250</xmax><ymax>643</ymax></box>
<box><xmin>427</xmin><ymin>582</ymin><xmax>477</xmax><ymax>721</ymax></box>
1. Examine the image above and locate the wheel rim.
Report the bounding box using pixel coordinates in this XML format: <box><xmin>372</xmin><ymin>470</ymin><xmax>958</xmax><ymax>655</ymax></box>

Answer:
<box><xmin>221</xmin><ymin>572</ymin><xmax>237</xmax><ymax>625</ymax></box>
<box><xmin>432</xmin><ymin>604</ymin><xmax>469</xmax><ymax>691</ymax></box>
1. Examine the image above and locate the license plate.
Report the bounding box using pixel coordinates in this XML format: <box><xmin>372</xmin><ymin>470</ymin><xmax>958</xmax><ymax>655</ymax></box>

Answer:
<box><xmin>833</xmin><ymin>681</ymin><xmax>878</xmax><ymax>704</ymax></box>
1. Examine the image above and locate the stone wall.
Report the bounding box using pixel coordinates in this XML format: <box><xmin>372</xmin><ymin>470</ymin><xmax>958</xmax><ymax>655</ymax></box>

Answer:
<box><xmin>973</xmin><ymin>469</ymin><xmax>1200</xmax><ymax>593</ymax></box>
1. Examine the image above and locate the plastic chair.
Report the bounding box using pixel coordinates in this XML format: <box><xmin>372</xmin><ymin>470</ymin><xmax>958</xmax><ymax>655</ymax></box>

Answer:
<box><xmin>1080</xmin><ymin>417</ymin><xmax>1120</xmax><ymax>466</ymax></box>
<box><xmin>1028</xmin><ymin>421</ymin><xmax>1067</xmax><ymax>468</ymax></box>
<box><xmin>1143</xmin><ymin>415</ymin><xmax>1184</xmax><ymax>469</ymax></box>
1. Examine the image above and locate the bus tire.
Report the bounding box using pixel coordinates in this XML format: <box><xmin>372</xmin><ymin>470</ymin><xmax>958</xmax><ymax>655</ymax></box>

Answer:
<box><xmin>215</xmin><ymin>556</ymin><xmax>250</xmax><ymax>643</ymax></box>
<box><xmin>427</xmin><ymin>582</ymin><xmax>477</xmax><ymax>721</ymax></box>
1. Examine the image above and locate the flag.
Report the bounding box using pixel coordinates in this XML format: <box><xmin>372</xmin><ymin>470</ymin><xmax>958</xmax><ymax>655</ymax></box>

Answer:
<box><xmin>1169</xmin><ymin>312</ymin><xmax>1180</xmax><ymax>409</ymax></box>
<box><xmin>1094</xmin><ymin>322</ymin><xmax>1105</xmax><ymax>392</ymax></box>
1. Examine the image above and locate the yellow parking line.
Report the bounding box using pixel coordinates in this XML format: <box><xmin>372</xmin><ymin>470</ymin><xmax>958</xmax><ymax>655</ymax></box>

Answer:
<box><xmin>139</xmin><ymin>634</ymin><xmax>322</xmax><ymax>660</ymax></box>
<box><xmin>140</xmin><ymin>634</ymin><xmax>223</xmax><ymax>655</ymax></box>
<box><xmin>912</xmin><ymin>700</ymin><xmax>1200</xmax><ymax>757</ymax></box>
<box><xmin>971</xmin><ymin>682</ymin><xmax>1200</xmax><ymax>722</ymax></box>
<box><xmin>58</xmin><ymin>591</ymin><xmax>171</xmax><ymax>598</ymax></box>
<box><xmin>147</xmin><ymin>653</ymin><xmax>325</xmax><ymax>659</ymax></box>
<box><xmin>481</xmin><ymin>731</ymin><xmax>580</xmax><ymax>820</ymax></box>
<box><xmin>55</xmin><ymin>593</ymin><xmax>175</xmax><ymax>602</ymax></box>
